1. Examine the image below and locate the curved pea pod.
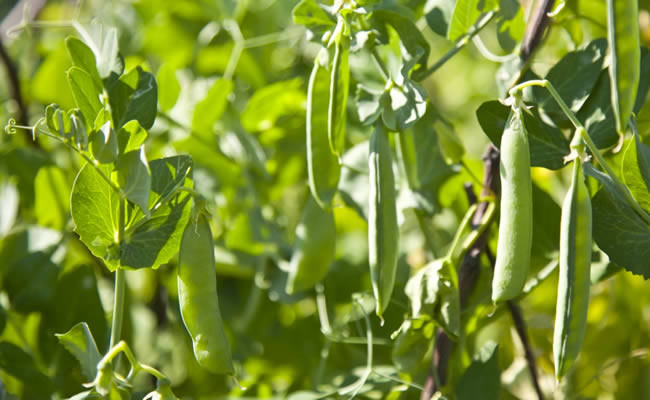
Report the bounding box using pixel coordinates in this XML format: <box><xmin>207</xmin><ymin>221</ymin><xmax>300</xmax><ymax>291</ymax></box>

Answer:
<box><xmin>307</xmin><ymin>50</ymin><xmax>341</xmax><ymax>209</ymax></box>
<box><xmin>554</xmin><ymin>159</ymin><xmax>592</xmax><ymax>379</ymax></box>
<box><xmin>368</xmin><ymin>124</ymin><xmax>399</xmax><ymax>317</ymax></box>
<box><xmin>492</xmin><ymin>108</ymin><xmax>533</xmax><ymax>302</ymax></box>
<box><xmin>177</xmin><ymin>213</ymin><xmax>234</xmax><ymax>375</ymax></box>
<box><xmin>286</xmin><ymin>196</ymin><xmax>336</xmax><ymax>294</ymax></box>
<box><xmin>327</xmin><ymin>35</ymin><xmax>349</xmax><ymax>157</ymax></box>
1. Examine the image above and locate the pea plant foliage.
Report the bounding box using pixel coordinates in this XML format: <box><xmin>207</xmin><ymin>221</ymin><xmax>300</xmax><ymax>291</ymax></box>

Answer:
<box><xmin>1</xmin><ymin>0</ymin><xmax>650</xmax><ymax>399</ymax></box>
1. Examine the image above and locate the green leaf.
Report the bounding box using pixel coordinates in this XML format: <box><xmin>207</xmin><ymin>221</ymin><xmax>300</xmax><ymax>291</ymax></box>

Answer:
<box><xmin>435</xmin><ymin>117</ymin><xmax>465</xmax><ymax>164</ymax></box>
<box><xmin>447</xmin><ymin>0</ymin><xmax>498</xmax><ymax>42</ymax></box>
<box><xmin>308</xmin><ymin>51</ymin><xmax>341</xmax><ymax>208</ymax></box>
<box><xmin>0</xmin><ymin>342</ymin><xmax>54</xmax><ymax>396</ymax></box>
<box><xmin>34</xmin><ymin>166</ymin><xmax>70</xmax><ymax>230</ymax></box>
<box><xmin>0</xmin><ymin>180</ymin><xmax>18</xmax><ymax>237</ymax></box>
<box><xmin>67</xmin><ymin>67</ymin><xmax>103</xmax><ymax>128</ymax></box>
<box><xmin>4</xmin><ymin>250</ymin><xmax>59</xmax><ymax>313</ymax></box>
<box><xmin>621</xmin><ymin>136</ymin><xmax>650</xmax><ymax>211</ymax></box>
<box><xmin>241</xmin><ymin>78</ymin><xmax>305</xmax><ymax>132</ymax></box>
<box><xmin>192</xmin><ymin>78</ymin><xmax>233</xmax><ymax>139</ymax></box>
<box><xmin>476</xmin><ymin>100</ymin><xmax>570</xmax><ymax>170</ymax></box>
<box><xmin>107</xmin><ymin>66</ymin><xmax>158</xmax><ymax>130</ymax></box>
<box><xmin>380</xmin><ymin>76</ymin><xmax>428</xmax><ymax>132</ymax></box>
<box><xmin>495</xmin><ymin>0</ymin><xmax>525</xmax><ymax>52</ymax></box>
<box><xmin>577</xmin><ymin>48</ymin><xmax>650</xmax><ymax>148</ymax></box>
<box><xmin>292</xmin><ymin>0</ymin><xmax>335</xmax><ymax>28</ymax></box>
<box><xmin>405</xmin><ymin>259</ymin><xmax>460</xmax><ymax>337</ymax></box>
<box><xmin>391</xmin><ymin>319</ymin><xmax>434</xmax><ymax>373</ymax></box>
<box><xmin>456</xmin><ymin>341</ymin><xmax>500</xmax><ymax>400</ymax></box>
<box><xmin>91</xmin><ymin>25</ymin><xmax>121</xmax><ymax>79</ymax></box>
<box><xmin>527</xmin><ymin>38</ymin><xmax>607</xmax><ymax>124</ymax></box>
<box><xmin>338</xmin><ymin>141</ymin><xmax>370</xmax><ymax>220</ymax></box>
<box><xmin>89</xmin><ymin>121</ymin><xmax>119</xmax><ymax>164</ymax></box>
<box><xmin>156</xmin><ymin>63</ymin><xmax>180</xmax><ymax>112</ymax></box>
<box><xmin>607</xmin><ymin>0</ymin><xmax>641</xmax><ymax>134</ymax></box>
<box><xmin>584</xmin><ymin>163</ymin><xmax>650</xmax><ymax>278</ymax></box>
<box><xmin>65</xmin><ymin>36</ymin><xmax>102</xmax><ymax>89</ymax></box>
<box><xmin>116</xmin><ymin>148</ymin><xmax>151</xmax><ymax>218</ymax></box>
<box><xmin>425</xmin><ymin>0</ymin><xmax>456</xmax><ymax>37</ymax></box>
<box><xmin>56</xmin><ymin>323</ymin><xmax>102</xmax><ymax>381</ymax></box>
<box><xmin>117</xmin><ymin>120</ymin><xmax>148</xmax><ymax>154</ymax></box>
<box><xmin>120</xmin><ymin>156</ymin><xmax>193</xmax><ymax>269</ymax></box>
<box><xmin>225</xmin><ymin>208</ymin><xmax>279</xmax><ymax>255</ymax></box>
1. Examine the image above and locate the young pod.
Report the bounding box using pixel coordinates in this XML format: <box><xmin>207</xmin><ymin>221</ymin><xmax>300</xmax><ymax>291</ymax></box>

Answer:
<box><xmin>177</xmin><ymin>213</ymin><xmax>234</xmax><ymax>375</ymax></box>
<box><xmin>554</xmin><ymin>159</ymin><xmax>592</xmax><ymax>379</ymax></box>
<box><xmin>492</xmin><ymin>108</ymin><xmax>533</xmax><ymax>302</ymax></box>
<box><xmin>368</xmin><ymin>124</ymin><xmax>399</xmax><ymax>317</ymax></box>
<box><xmin>286</xmin><ymin>196</ymin><xmax>336</xmax><ymax>294</ymax></box>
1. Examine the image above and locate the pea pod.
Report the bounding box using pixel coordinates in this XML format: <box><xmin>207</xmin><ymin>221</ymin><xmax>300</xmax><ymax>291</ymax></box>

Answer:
<box><xmin>286</xmin><ymin>196</ymin><xmax>337</xmax><ymax>294</ymax></box>
<box><xmin>554</xmin><ymin>159</ymin><xmax>592</xmax><ymax>379</ymax></box>
<box><xmin>177</xmin><ymin>213</ymin><xmax>234</xmax><ymax>375</ymax></box>
<box><xmin>492</xmin><ymin>107</ymin><xmax>533</xmax><ymax>302</ymax></box>
<box><xmin>368</xmin><ymin>124</ymin><xmax>399</xmax><ymax>317</ymax></box>
<box><xmin>327</xmin><ymin>33</ymin><xmax>349</xmax><ymax>157</ymax></box>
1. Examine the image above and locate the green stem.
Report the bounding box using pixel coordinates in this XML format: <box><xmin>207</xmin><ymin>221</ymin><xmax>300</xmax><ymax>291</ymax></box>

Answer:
<box><xmin>419</xmin><ymin>10</ymin><xmax>497</xmax><ymax>80</ymax></box>
<box><xmin>370</xmin><ymin>47</ymin><xmax>389</xmax><ymax>82</ymax></box>
<box><xmin>100</xmin><ymin>340</ymin><xmax>167</xmax><ymax>382</ymax></box>
<box><xmin>445</xmin><ymin>203</ymin><xmax>479</xmax><ymax>263</ymax></box>
<box><xmin>109</xmin><ymin>200</ymin><xmax>127</xmax><ymax>350</ymax></box>
<box><xmin>509</xmin><ymin>79</ymin><xmax>650</xmax><ymax>224</ymax></box>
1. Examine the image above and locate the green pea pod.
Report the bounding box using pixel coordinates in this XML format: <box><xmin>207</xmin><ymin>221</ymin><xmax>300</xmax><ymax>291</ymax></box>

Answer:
<box><xmin>327</xmin><ymin>35</ymin><xmax>349</xmax><ymax>157</ymax></box>
<box><xmin>369</xmin><ymin>124</ymin><xmax>399</xmax><ymax>317</ymax></box>
<box><xmin>286</xmin><ymin>196</ymin><xmax>336</xmax><ymax>294</ymax></box>
<box><xmin>607</xmin><ymin>0</ymin><xmax>640</xmax><ymax>134</ymax></box>
<box><xmin>178</xmin><ymin>213</ymin><xmax>234</xmax><ymax>375</ymax></box>
<box><xmin>307</xmin><ymin>49</ymin><xmax>341</xmax><ymax>209</ymax></box>
<box><xmin>492</xmin><ymin>107</ymin><xmax>533</xmax><ymax>302</ymax></box>
<box><xmin>554</xmin><ymin>159</ymin><xmax>592</xmax><ymax>379</ymax></box>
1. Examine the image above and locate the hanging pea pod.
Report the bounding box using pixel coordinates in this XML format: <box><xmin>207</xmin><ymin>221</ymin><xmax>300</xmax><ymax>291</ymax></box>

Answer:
<box><xmin>554</xmin><ymin>157</ymin><xmax>592</xmax><ymax>379</ymax></box>
<box><xmin>368</xmin><ymin>123</ymin><xmax>399</xmax><ymax>318</ymax></box>
<box><xmin>286</xmin><ymin>196</ymin><xmax>336</xmax><ymax>294</ymax></box>
<box><xmin>177</xmin><ymin>212</ymin><xmax>234</xmax><ymax>375</ymax></box>
<box><xmin>492</xmin><ymin>107</ymin><xmax>533</xmax><ymax>302</ymax></box>
<box><xmin>607</xmin><ymin>0</ymin><xmax>640</xmax><ymax>134</ymax></box>
<box><xmin>307</xmin><ymin>49</ymin><xmax>341</xmax><ymax>209</ymax></box>
<box><xmin>327</xmin><ymin>17</ymin><xmax>350</xmax><ymax>157</ymax></box>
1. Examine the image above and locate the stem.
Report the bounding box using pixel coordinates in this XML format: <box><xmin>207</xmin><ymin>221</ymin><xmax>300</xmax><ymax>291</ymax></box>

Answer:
<box><xmin>507</xmin><ymin>302</ymin><xmax>545</xmax><ymax>400</ymax></box>
<box><xmin>370</xmin><ymin>47</ymin><xmax>389</xmax><ymax>82</ymax></box>
<box><xmin>509</xmin><ymin>79</ymin><xmax>650</xmax><ymax>224</ymax></box>
<box><xmin>445</xmin><ymin>203</ymin><xmax>478</xmax><ymax>263</ymax></box>
<box><xmin>419</xmin><ymin>10</ymin><xmax>497</xmax><ymax>80</ymax></box>
<box><xmin>109</xmin><ymin>200</ymin><xmax>127</xmax><ymax>351</ymax></box>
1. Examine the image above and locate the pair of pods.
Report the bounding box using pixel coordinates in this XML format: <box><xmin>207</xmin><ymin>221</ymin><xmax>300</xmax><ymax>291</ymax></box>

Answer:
<box><xmin>492</xmin><ymin>107</ymin><xmax>592</xmax><ymax>379</ymax></box>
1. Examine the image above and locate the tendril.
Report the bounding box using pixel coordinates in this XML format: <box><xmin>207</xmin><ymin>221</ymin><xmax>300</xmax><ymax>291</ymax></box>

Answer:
<box><xmin>4</xmin><ymin>119</ymin><xmax>17</xmax><ymax>135</ymax></box>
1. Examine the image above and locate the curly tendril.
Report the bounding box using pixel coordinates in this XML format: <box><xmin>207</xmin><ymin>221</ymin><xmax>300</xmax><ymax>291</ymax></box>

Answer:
<box><xmin>4</xmin><ymin>118</ymin><xmax>17</xmax><ymax>135</ymax></box>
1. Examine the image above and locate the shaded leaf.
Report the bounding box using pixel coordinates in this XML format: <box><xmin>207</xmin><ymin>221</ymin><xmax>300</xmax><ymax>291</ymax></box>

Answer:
<box><xmin>56</xmin><ymin>323</ymin><xmax>102</xmax><ymax>381</ymax></box>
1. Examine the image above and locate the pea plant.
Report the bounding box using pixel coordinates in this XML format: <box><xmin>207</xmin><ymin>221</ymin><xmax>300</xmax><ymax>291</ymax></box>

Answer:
<box><xmin>1</xmin><ymin>0</ymin><xmax>650</xmax><ymax>399</ymax></box>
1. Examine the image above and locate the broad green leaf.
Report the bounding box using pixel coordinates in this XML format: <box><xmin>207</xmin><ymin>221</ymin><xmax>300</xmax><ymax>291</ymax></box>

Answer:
<box><xmin>607</xmin><ymin>0</ymin><xmax>641</xmax><ymax>134</ymax></box>
<box><xmin>71</xmin><ymin>163</ymin><xmax>121</xmax><ymax>269</ymax></box>
<box><xmin>65</xmin><ymin>37</ymin><xmax>102</xmax><ymax>88</ymax></box>
<box><xmin>192</xmin><ymin>78</ymin><xmax>233</xmax><ymax>139</ymax></box>
<box><xmin>338</xmin><ymin>141</ymin><xmax>370</xmax><ymax>220</ymax></box>
<box><xmin>0</xmin><ymin>180</ymin><xmax>18</xmax><ymax>237</ymax></box>
<box><xmin>116</xmin><ymin>148</ymin><xmax>151</xmax><ymax>218</ymax></box>
<box><xmin>120</xmin><ymin>156</ymin><xmax>193</xmax><ymax>269</ymax></box>
<box><xmin>527</xmin><ymin>38</ymin><xmax>606</xmax><ymax>124</ymax></box>
<box><xmin>381</xmin><ymin>76</ymin><xmax>428</xmax><ymax>132</ymax></box>
<box><xmin>55</xmin><ymin>323</ymin><xmax>102</xmax><ymax>381</ymax></box>
<box><xmin>107</xmin><ymin>66</ymin><xmax>158</xmax><ymax>130</ymax></box>
<box><xmin>328</xmin><ymin>36</ymin><xmax>349</xmax><ymax>156</ymax></box>
<box><xmin>90</xmin><ymin>121</ymin><xmax>119</xmax><ymax>164</ymax></box>
<box><xmin>0</xmin><ymin>148</ymin><xmax>51</xmax><ymax>209</ymax></box>
<box><xmin>308</xmin><ymin>51</ymin><xmax>341</xmax><ymax>208</ymax></box>
<box><xmin>578</xmin><ymin>48</ymin><xmax>650</xmax><ymax>148</ymax></box>
<box><xmin>531</xmin><ymin>184</ymin><xmax>562</xmax><ymax>263</ymax></box>
<box><xmin>286</xmin><ymin>196</ymin><xmax>336</xmax><ymax>294</ymax></box>
<box><xmin>447</xmin><ymin>0</ymin><xmax>498</xmax><ymax>42</ymax></box>
<box><xmin>34</xmin><ymin>166</ymin><xmax>70</xmax><ymax>230</ymax></box>
<box><xmin>67</xmin><ymin>67</ymin><xmax>103</xmax><ymax>128</ymax></box>
<box><xmin>156</xmin><ymin>63</ymin><xmax>181</xmax><ymax>112</ymax></box>
<box><xmin>405</xmin><ymin>259</ymin><xmax>460</xmax><ymax>337</ymax></box>
<box><xmin>621</xmin><ymin>136</ymin><xmax>650</xmax><ymax>211</ymax></box>
<box><xmin>495</xmin><ymin>0</ymin><xmax>525</xmax><ymax>53</ymax></box>
<box><xmin>3</xmin><ymin>249</ymin><xmax>59</xmax><ymax>313</ymax></box>
<box><xmin>32</xmin><ymin>44</ymin><xmax>76</xmax><ymax>110</ymax></box>
<box><xmin>292</xmin><ymin>0</ymin><xmax>335</xmax><ymax>28</ymax></box>
<box><xmin>241</xmin><ymin>79</ymin><xmax>305</xmax><ymax>132</ymax></box>
<box><xmin>456</xmin><ymin>342</ymin><xmax>500</xmax><ymax>400</ymax></box>
<box><xmin>391</xmin><ymin>319</ymin><xmax>434</xmax><ymax>373</ymax></box>
<box><xmin>371</xmin><ymin>9</ymin><xmax>430</xmax><ymax>79</ymax></box>
<box><xmin>117</xmin><ymin>120</ymin><xmax>148</xmax><ymax>154</ymax></box>
<box><xmin>435</xmin><ymin>117</ymin><xmax>465</xmax><ymax>164</ymax></box>
<box><xmin>89</xmin><ymin>24</ymin><xmax>121</xmax><ymax>78</ymax></box>
<box><xmin>424</xmin><ymin>0</ymin><xmax>456</xmax><ymax>37</ymax></box>
<box><xmin>0</xmin><ymin>342</ymin><xmax>54</xmax><ymax>396</ymax></box>
<box><xmin>584</xmin><ymin>163</ymin><xmax>650</xmax><ymax>278</ymax></box>
<box><xmin>476</xmin><ymin>100</ymin><xmax>570</xmax><ymax>170</ymax></box>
